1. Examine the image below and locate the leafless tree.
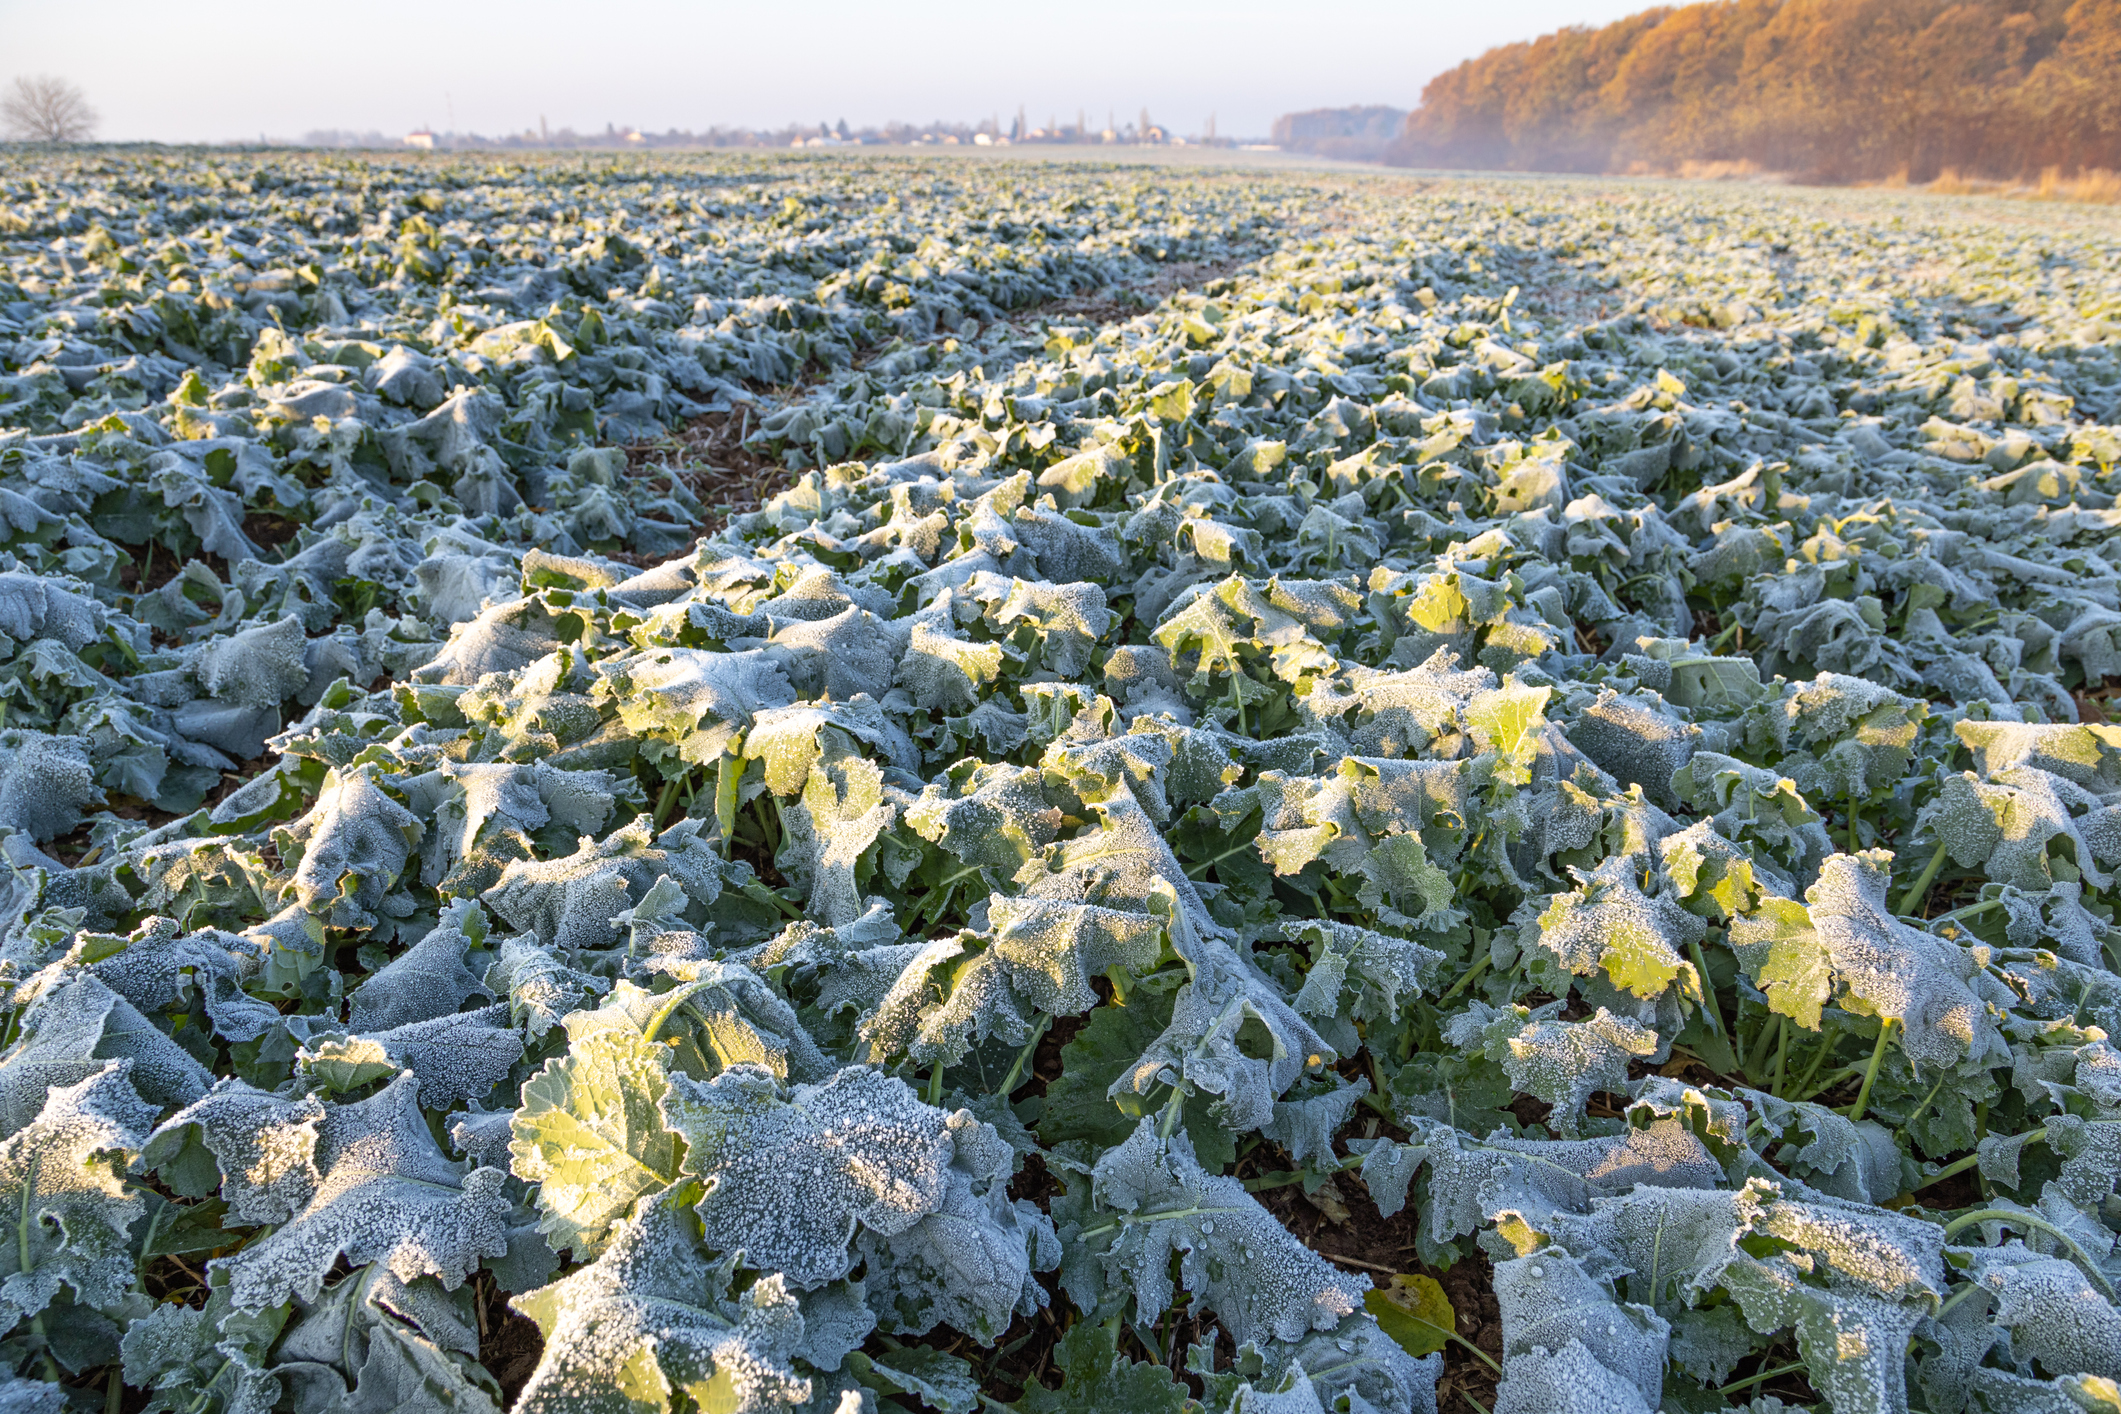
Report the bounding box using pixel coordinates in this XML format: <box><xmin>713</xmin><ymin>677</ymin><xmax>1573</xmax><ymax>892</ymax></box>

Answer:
<box><xmin>1</xmin><ymin>76</ymin><xmax>98</xmax><ymax>143</ymax></box>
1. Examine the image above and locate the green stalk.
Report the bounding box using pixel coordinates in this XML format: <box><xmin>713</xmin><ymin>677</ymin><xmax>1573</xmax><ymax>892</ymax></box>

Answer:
<box><xmin>998</xmin><ymin>1014</ymin><xmax>1051</xmax><ymax>1097</ymax></box>
<box><xmin>1942</xmin><ymin>1209</ymin><xmax>2118</xmax><ymax>1300</ymax></box>
<box><xmin>913</xmin><ymin>865</ymin><xmax>981</xmax><ymax>930</ymax></box>
<box><xmin>1685</xmin><ymin>937</ymin><xmax>1729</xmax><ymax>1046</ymax></box>
<box><xmin>1896</xmin><ymin>843</ymin><xmax>1949</xmax><ymax>918</ymax></box>
<box><xmin>1919</xmin><ymin>1127</ymin><xmax>2042</xmax><ymax>1191</ymax></box>
<box><xmin>1156</xmin><ymin>1084</ymin><xmax>1187</xmax><ymax>1139</ymax></box>
<box><xmin>1790</xmin><ymin>1031</ymin><xmax>1836</xmax><ymax>1101</ymax></box>
<box><xmin>715</xmin><ymin>741</ymin><xmax>745</xmax><ymax>858</ymax></box>
<box><xmin>653</xmin><ymin>771</ymin><xmax>686</xmax><ymax>830</ymax></box>
<box><xmin>927</xmin><ymin>1059</ymin><xmax>946</xmax><ymax>1105</ymax></box>
<box><xmin>1436</xmin><ymin>953</ymin><xmax>1490</xmax><ymax>1005</ymax></box>
<box><xmin>1928</xmin><ymin>898</ymin><xmax>2004</xmax><ymax>933</ymax></box>
<box><xmin>642</xmin><ymin>980</ymin><xmax>720</xmax><ymax>1043</ymax></box>
<box><xmin>1458</xmin><ymin>1390</ymin><xmax>1492</xmax><ymax>1414</ymax></box>
<box><xmin>1908</xmin><ymin>1070</ymin><xmax>1952</xmax><ymax>1126</ymax></box>
<box><xmin>1244</xmin><ymin>1154</ymin><xmax>1364</xmax><ymax>1192</ymax></box>
<box><xmin>1718</xmin><ymin>1361</ymin><xmax>1808</xmax><ymax>1398</ymax></box>
<box><xmin>1845</xmin><ymin>797</ymin><xmax>1862</xmax><ymax>854</ymax></box>
<box><xmin>1770</xmin><ymin>1013</ymin><xmax>1789</xmax><ymax>1096</ymax></box>
<box><xmin>30</xmin><ymin>1313</ymin><xmax>57</xmax><ymax>1383</ymax></box>
<box><xmin>1846</xmin><ymin>1019</ymin><xmax>1896</xmax><ymax>1123</ymax></box>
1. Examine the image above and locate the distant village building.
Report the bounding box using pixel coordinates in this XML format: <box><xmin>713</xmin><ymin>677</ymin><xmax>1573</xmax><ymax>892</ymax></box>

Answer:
<box><xmin>404</xmin><ymin>130</ymin><xmax>436</xmax><ymax>149</ymax></box>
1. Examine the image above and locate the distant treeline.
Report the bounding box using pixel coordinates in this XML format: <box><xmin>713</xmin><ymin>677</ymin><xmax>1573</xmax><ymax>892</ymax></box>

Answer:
<box><xmin>1383</xmin><ymin>0</ymin><xmax>2121</xmax><ymax>181</ymax></box>
<box><xmin>1271</xmin><ymin>106</ymin><xmax>1406</xmax><ymax>162</ymax></box>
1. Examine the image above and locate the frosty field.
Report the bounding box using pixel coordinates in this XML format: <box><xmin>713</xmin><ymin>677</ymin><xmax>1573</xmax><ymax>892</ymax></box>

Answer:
<box><xmin>1</xmin><ymin>147</ymin><xmax>2119</xmax><ymax>1414</ymax></box>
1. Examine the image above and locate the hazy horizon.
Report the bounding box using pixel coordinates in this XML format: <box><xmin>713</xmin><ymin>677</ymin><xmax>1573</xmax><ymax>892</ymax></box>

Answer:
<box><xmin>0</xmin><ymin>0</ymin><xmax>1654</xmax><ymax>145</ymax></box>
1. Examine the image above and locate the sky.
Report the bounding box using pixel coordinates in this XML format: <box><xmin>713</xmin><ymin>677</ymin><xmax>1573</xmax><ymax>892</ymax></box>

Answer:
<box><xmin>0</xmin><ymin>0</ymin><xmax>1654</xmax><ymax>144</ymax></box>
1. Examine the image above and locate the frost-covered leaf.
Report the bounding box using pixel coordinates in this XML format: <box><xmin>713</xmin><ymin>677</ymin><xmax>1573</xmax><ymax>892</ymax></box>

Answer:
<box><xmin>1534</xmin><ymin>860</ymin><xmax>1705</xmax><ymax>1001</ymax></box>
<box><xmin>1807</xmin><ymin>850</ymin><xmax>2007</xmax><ymax>1070</ymax></box>
<box><xmin>0</xmin><ymin>1063</ymin><xmax>155</xmax><ymax>1328</ymax></box>
<box><xmin>212</xmin><ymin>1071</ymin><xmax>510</xmax><ymax>1309</ymax></box>
<box><xmin>512</xmin><ymin>1187</ymin><xmax>814</xmax><ymax>1414</ymax></box>
<box><xmin>988</xmin><ymin>897</ymin><xmax>1165</xmax><ymax>1014</ymax></box>
<box><xmin>346</xmin><ymin>906</ymin><xmax>493</xmax><ymax>1033</ymax></box>
<box><xmin>661</xmin><ymin>1062</ymin><xmax>954</xmax><ymax>1287</ymax></box>
<box><xmin>1446</xmin><ymin>1002</ymin><xmax>1658</xmax><ymax>1138</ymax></box>
<box><xmin>120</xmin><ymin>1275</ymin><xmax>288</xmax><ymax>1414</ymax></box>
<box><xmin>1967</xmin><ymin>1241</ymin><xmax>2121</xmax><ymax>1382</ymax></box>
<box><xmin>854</xmin><ymin>1107</ymin><xmax>1056</xmax><ymax>1341</ymax></box>
<box><xmin>286</xmin><ymin>766</ymin><xmax>423</xmax><ymax>928</ymax></box>
<box><xmin>1721</xmin><ymin>1252</ymin><xmax>1928</xmax><ymax>1414</ymax></box>
<box><xmin>271</xmin><ymin>1264</ymin><xmax>498</xmax><ymax>1414</ymax></box>
<box><xmin>1284</xmin><ymin>918</ymin><xmax>1442</xmax><ymax>1025</ymax></box>
<box><xmin>1490</xmin><ymin>1246</ymin><xmax>1667</xmax><ymax>1414</ymax></box>
<box><xmin>1055</xmin><ymin>1119</ymin><xmax>1365</xmax><ymax>1344</ymax></box>
<box><xmin>1</xmin><ymin>971</ymin><xmax>212</xmax><ymax>1120</ymax></box>
<box><xmin>486</xmin><ymin>935</ymin><xmax>611</xmax><ymax>1038</ymax></box>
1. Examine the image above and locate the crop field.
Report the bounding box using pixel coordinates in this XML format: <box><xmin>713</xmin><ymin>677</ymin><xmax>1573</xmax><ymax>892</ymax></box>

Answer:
<box><xmin>1</xmin><ymin>147</ymin><xmax>2120</xmax><ymax>1414</ymax></box>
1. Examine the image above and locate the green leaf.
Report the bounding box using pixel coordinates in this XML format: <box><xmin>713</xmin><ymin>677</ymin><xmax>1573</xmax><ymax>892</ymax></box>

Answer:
<box><xmin>1015</xmin><ymin>1318</ymin><xmax>1194</xmax><ymax>1414</ymax></box>
<box><xmin>510</xmin><ymin>1022</ymin><xmax>683</xmax><ymax>1261</ymax></box>
<box><xmin>1731</xmin><ymin>894</ymin><xmax>1832</xmax><ymax>1030</ymax></box>
<box><xmin>1365</xmin><ymin>1274</ymin><xmax>1456</xmax><ymax>1359</ymax></box>
<box><xmin>1466</xmin><ymin>679</ymin><xmax>1551</xmax><ymax>786</ymax></box>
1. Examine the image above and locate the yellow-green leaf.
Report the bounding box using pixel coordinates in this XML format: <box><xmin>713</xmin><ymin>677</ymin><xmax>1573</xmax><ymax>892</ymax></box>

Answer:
<box><xmin>1366</xmin><ymin>1274</ymin><xmax>1456</xmax><ymax>1359</ymax></box>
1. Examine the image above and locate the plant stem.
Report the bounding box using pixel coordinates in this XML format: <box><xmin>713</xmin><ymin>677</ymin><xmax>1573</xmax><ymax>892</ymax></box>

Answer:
<box><xmin>1437</xmin><ymin>953</ymin><xmax>1490</xmax><ymax>1005</ymax></box>
<box><xmin>1767</xmin><ymin>1014</ymin><xmax>1789</xmax><ymax>1096</ymax></box>
<box><xmin>1846</xmin><ymin>1019</ymin><xmax>1897</xmax><ymax>1123</ymax></box>
<box><xmin>1941</xmin><ymin>1209</ymin><xmax>2118</xmax><ymax>1300</ymax></box>
<box><xmin>998</xmin><ymin>1014</ymin><xmax>1051</xmax><ymax>1097</ymax></box>
<box><xmin>1244</xmin><ymin>1154</ymin><xmax>1364</xmax><ymax>1192</ymax></box>
<box><xmin>1156</xmin><ymin>1084</ymin><xmax>1187</xmax><ymax>1139</ymax></box>
<box><xmin>1790</xmin><ymin>1031</ymin><xmax>1836</xmax><ymax>1101</ymax></box>
<box><xmin>1928</xmin><ymin>898</ymin><xmax>2004</xmax><ymax>933</ymax></box>
<box><xmin>1918</xmin><ymin>1151</ymin><xmax>1984</xmax><ymax>1190</ymax></box>
<box><xmin>1924</xmin><ymin>1128</ymin><xmax>2048</xmax><ymax>1187</ymax></box>
<box><xmin>1685</xmin><ymin>937</ymin><xmax>1729</xmax><ymax>1046</ymax></box>
<box><xmin>1718</xmin><ymin>1360</ymin><xmax>1808</xmax><ymax>1397</ymax></box>
<box><xmin>715</xmin><ymin>742</ymin><xmax>744</xmax><ymax>858</ymax></box>
<box><xmin>1845</xmin><ymin>797</ymin><xmax>1862</xmax><ymax>853</ymax></box>
<box><xmin>641</xmin><ymin>980</ymin><xmax>719</xmax><ymax>1043</ymax></box>
<box><xmin>1896</xmin><ymin>843</ymin><xmax>1949</xmax><ymax>918</ymax></box>
<box><xmin>927</xmin><ymin>1059</ymin><xmax>946</xmax><ymax>1105</ymax></box>
<box><xmin>653</xmin><ymin>772</ymin><xmax>685</xmax><ymax>829</ymax></box>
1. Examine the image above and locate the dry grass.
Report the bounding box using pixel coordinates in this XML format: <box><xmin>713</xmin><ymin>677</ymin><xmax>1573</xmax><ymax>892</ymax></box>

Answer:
<box><xmin>1621</xmin><ymin>158</ymin><xmax>1775</xmax><ymax>182</ymax></box>
<box><xmin>1914</xmin><ymin>164</ymin><xmax>2121</xmax><ymax>206</ymax></box>
<box><xmin>2036</xmin><ymin>165</ymin><xmax>2121</xmax><ymax>204</ymax></box>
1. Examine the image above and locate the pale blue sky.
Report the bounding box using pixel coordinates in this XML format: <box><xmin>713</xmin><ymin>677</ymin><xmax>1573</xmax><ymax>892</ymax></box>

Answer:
<box><xmin>1</xmin><ymin>0</ymin><xmax>1655</xmax><ymax>143</ymax></box>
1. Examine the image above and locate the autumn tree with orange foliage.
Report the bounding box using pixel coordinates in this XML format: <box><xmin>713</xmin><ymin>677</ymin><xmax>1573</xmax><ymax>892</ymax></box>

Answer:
<box><xmin>1385</xmin><ymin>0</ymin><xmax>2121</xmax><ymax>181</ymax></box>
